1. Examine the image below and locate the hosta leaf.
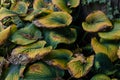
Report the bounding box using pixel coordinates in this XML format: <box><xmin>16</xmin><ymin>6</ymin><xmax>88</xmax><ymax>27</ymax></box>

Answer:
<box><xmin>52</xmin><ymin>0</ymin><xmax>72</xmax><ymax>13</ymax></box>
<box><xmin>33</xmin><ymin>0</ymin><xmax>54</xmax><ymax>10</ymax></box>
<box><xmin>10</xmin><ymin>24</ymin><xmax>42</xmax><ymax>45</ymax></box>
<box><xmin>91</xmin><ymin>74</ymin><xmax>111</xmax><ymax>80</ymax></box>
<box><xmin>43</xmin><ymin>28</ymin><xmax>77</xmax><ymax>48</ymax></box>
<box><xmin>52</xmin><ymin>0</ymin><xmax>80</xmax><ymax>13</ymax></box>
<box><xmin>9</xmin><ymin>24</ymin><xmax>17</xmax><ymax>35</ymax></box>
<box><xmin>5</xmin><ymin>65</ymin><xmax>20</xmax><ymax>80</ymax></box>
<box><xmin>44</xmin><ymin>49</ymin><xmax>73</xmax><ymax>69</ymax></box>
<box><xmin>69</xmin><ymin>0</ymin><xmax>80</xmax><ymax>8</ymax></box>
<box><xmin>0</xmin><ymin>7</ymin><xmax>16</xmax><ymax>20</ymax></box>
<box><xmin>50</xmin><ymin>59</ymin><xmax>68</xmax><ymax>69</ymax></box>
<box><xmin>82</xmin><ymin>11</ymin><xmax>112</xmax><ymax>32</ymax></box>
<box><xmin>9</xmin><ymin>41</ymin><xmax>52</xmax><ymax>65</ymax></box>
<box><xmin>19</xmin><ymin>65</ymin><xmax>26</xmax><ymax>78</ymax></box>
<box><xmin>98</xmin><ymin>20</ymin><xmax>120</xmax><ymax>40</ymax></box>
<box><xmin>11</xmin><ymin>16</ymin><xmax>25</xmax><ymax>28</ymax></box>
<box><xmin>24</xmin><ymin>9</ymin><xmax>52</xmax><ymax>21</ymax></box>
<box><xmin>22</xmin><ymin>62</ymin><xmax>64</xmax><ymax>80</ymax></box>
<box><xmin>91</xmin><ymin>37</ymin><xmax>118</xmax><ymax>62</ymax></box>
<box><xmin>33</xmin><ymin>0</ymin><xmax>46</xmax><ymax>10</ymax></box>
<box><xmin>0</xmin><ymin>57</ymin><xmax>6</xmax><ymax>75</ymax></box>
<box><xmin>10</xmin><ymin>1</ymin><xmax>29</xmax><ymax>15</ymax></box>
<box><xmin>33</xmin><ymin>12</ymin><xmax>72</xmax><ymax>28</ymax></box>
<box><xmin>24</xmin><ymin>10</ymin><xmax>42</xmax><ymax>21</ymax></box>
<box><xmin>67</xmin><ymin>55</ymin><xmax>94</xmax><ymax>78</ymax></box>
<box><xmin>94</xmin><ymin>53</ymin><xmax>113</xmax><ymax>74</ymax></box>
<box><xmin>0</xmin><ymin>26</ymin><xmax>11</xmax><ymax>46</ymax></box>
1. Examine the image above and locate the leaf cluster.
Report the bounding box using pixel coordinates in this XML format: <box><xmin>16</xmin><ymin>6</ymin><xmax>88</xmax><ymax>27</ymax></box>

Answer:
<box><xmin>0</xmin><ymin>0</ymin><xmax>120</xmax><ymax>80</ymax></box>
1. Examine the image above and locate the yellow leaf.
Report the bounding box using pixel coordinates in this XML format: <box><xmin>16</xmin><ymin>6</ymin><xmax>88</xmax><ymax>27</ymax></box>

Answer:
<box><xmin>34</xmin><ymin>12</ymin><xmax>72</xmax><ymax>28</ymax></box>
<box><xmin>82</xmin><ymin>11</ymin><xmax>112</xmax><ymax>32</ymax></box>
<box><xmin>0</xmin><ymin>26</ymin><xmax>11</xmax><ymax>45</ymax></box>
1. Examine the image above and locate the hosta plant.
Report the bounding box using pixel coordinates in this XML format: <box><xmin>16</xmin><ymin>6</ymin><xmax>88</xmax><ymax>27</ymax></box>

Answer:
<box><xmin>0</xmin><ymin>0</ymin><xmax>120</xmax><ymax>80</ymax></box>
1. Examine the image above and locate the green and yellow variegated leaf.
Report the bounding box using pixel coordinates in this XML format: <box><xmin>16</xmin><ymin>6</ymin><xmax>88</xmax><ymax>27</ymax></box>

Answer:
<box><xmin>52</xmin><ymin>0</ymin><xmax>80</xmax><ymax>13</ymax></box>
<box><xmin>33</xmin><ymin>12</ymin><xmax>72</xmax><ymax>28</ymax></box>
<box><xmin>91</xmin><ymin>37</ymin><xmax>118</xmax><ymax>62</ymax></box>
<box><xmin>24</xmin><ymin>9</ymin><xmax>52</xmax><ymax>21</ymax></box>
<box><xmin>82</xmin><ymin>11</ymin><xmax>112</xmax><ymax>32</ymax></box>
<box><xmin>10</xmin><ymin>1</ymin><xmax>29</xmax><ymax>15</ymax></box>
<box><xmin>19</xmin><ymin>65</ymin><xmax>26</xmax><ymax>78</ymax></box>
<box><xmin>91</xmin><ymin>74</ymin><xmax>111</xmax><ymax>80</ymax></box>
<box><xmin>0</xmin><ymin>26</ymin><xmax>11</xmax><ymax>46</ymax></box>
<box><xmin>69</xmin><ymin>0</ymin><xmax>80</xmax><ymax>8</ymax></box>
<box><xmin>98</xmin><ymin>20</ymin><xmax>120</xmax><ymax>40</ymax></box>
<box><xmin>23</xmin><ymin>62</ymin><xmax>64</xmax><ymax>80</ymax></box>
<box><xmin>11</xmin><ymin>16</ymin><xmax>25</xmax><ymax>28</ymax></box>
<box><xmin>9</xmin><ymin>41</ymin><xmax>52</xmax><ymax>65</ymax></box>
<box><xmin>33</xmin><ymin>0</ymin><xmax>54</xmax><ymax>10</ymax></box>
<box><xmin>94</xmin><ymin>53</ymin><xmax>113</xmax><ymax>74</ymax></box>
<box><xmin>10</xmin><ymin>24</ymin><xmax>42</xmax><ymax>45</ymax></box>
<box><xmin>29</xmin><ymin>0</ymin><xmax>53</xmax><ymax>21</ymax></box>
<box><xmin>5</xmin><ymin>65</ymin><xmax>20</xmax><ymax>80</ymax></box>
<box><xmin>0</xmin><ymin>7</ymin><xmax>16</xmax><ymax>20</ymax></box>
<box><xmin>67</xmin><ymin>55</ymin><xmax>94</xmax><ymax>78</ymax></box>
<box><xmin>44</xmin><ymin>49</ymin><xmax>73</xmax><ymax>69</ymax></box>
<box><xmin>33</xmin><ymin>0</ymin><xmax>46</xmax><ymax>10</ymax></box>
<box><xmin>9</xmin><ymin>24</ymin><xmax>17</xmax><ymax>35</ymax></box>
<box><xmin>24</xmin><ymin>10</ymin><xmax>42</xmax><ymax>21</ymax></box>
<box><xmin>52</xmin><ymin>0</ymin><xmax>72</xmax><ymax>13</ymax></box>
<box><xmin>51</xmin><ymin>59</ymin><xmax>68</xmax><ymax>69</ymax></box>
<box><xmin>43</xmin><ymin>28</ymin><xmax>77</xmax><ymax>48</ymax></box>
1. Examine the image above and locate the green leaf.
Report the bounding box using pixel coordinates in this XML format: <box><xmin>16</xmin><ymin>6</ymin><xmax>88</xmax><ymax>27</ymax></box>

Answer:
<box><xmin>9</xmin><ymin>41</ymin><xmax>52</xmax><ymax>65</ymax></box>
<box><xmin>52</xmin><ymin>0</ymin><xmax>79</xmax><ymax>13</ymax></box>
<box><xmin>24</xmin><ymin>9</ymin><xmax>52</xmax><ymax>21</ymax></box>
<box><xmin>117</xmin><ymin>45</ymin><xmax>120</xmax><ymax>59</ymax></box>
<box><xmin>98</xmin><ymin>20</ymin><xmax>120</xmax><ymax>40</ymax></box>
<box><xmin>33</xmin><ymin>0</ymin><xmax>46</xmax><ymax>10</ymax></box>
<box><xmin>67</xmin><ymin>55</ymin><xmax>94</xmax><ymax>78</ymax></box>
<box><xmin>94</xmin><ymin>53</ymin><xmax>114</xmax><ymax>74</ymax></box>
<box><xmin>10</xmin><ymin>1</ymin><xmax>29</xmax><ymax>15</ymax></box>
<box><xmin>33</xmin><ymin>0</ymin><xmax>54</xmax><ymax>11</ymax></box>
<box><xmin>82</xmin><ymin>11</ymin><xmax>112</xmax><ymax>32</ymax></box>
<box><xmin>91</xmin><ymin>37</ymin><xmax>118</xmax><ymax>62</ymax></box>
<box><xmin>91</xmin><ymin>74</ymin><xmax>111</xmax><ymax>80</ymax></box>
<box><xmin>10</xmin><ymin>24</ymin><xmax>42</xmax><ymax>45</ymax></box>
<box><xmin>11</xmin><ymin>16</ymin><xmax>24</xmax><ymax>28</ymax></box>
<box><xmin>19</xmin><ymin>65</ymin><xmax>26</xmax><ymax>78</ymax></box>
<box><xmin>0</xmin><ymin>26</ymin><xmax>11</xmax><ymax>46</ymax></box>
<box><xmin>24</xmin><ymin>10</ymin><xmax>42</xmax><ymax>21</ymax></box>
<box><xmin>69</xmin><ymin>0</ymin><xmax>80</xmax><ymax>8</ymax></box>
<box><xmin>52</xmin><ymin>0</ymin><xmax>71</xmax><ymax>13</ymax></box>
<box><xmin>0</xmin><ymin>7</ymin><xmax>16</xmax><ymax>20</ymax></box>
<box><xmin>44</xmin><ymin>49</ymin><xmax>73</xmax><ymax>69</ymax></box>
<box><xmin>33</xmin><ymin>12</ymin><xmax>72</xmax><ymax>28</ymax></box>
<box><xmin>0</xmin><ymin>22</ymin><xmax>4</xmax><ymax>31</ymax></box>
<box><xmin>9</xmin><ymin>24</ymin><xmax>17</xmax><ymax>35</ymax></box>
<box><xmin>5</xmin><ymin>65</ymin><xmax>20</xmax><ymax>80</ymax></box>
<box><xmin>43</xmin><ymin>28</ymin><xmax>77</xmax><ymax>48</ymax></box>
<box><xmin>22</xmin><ymin>62</ymin><xmax>64</xmax><ymax>80</ymax></box>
